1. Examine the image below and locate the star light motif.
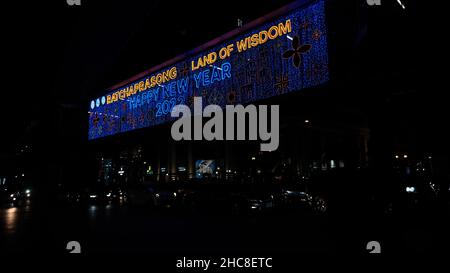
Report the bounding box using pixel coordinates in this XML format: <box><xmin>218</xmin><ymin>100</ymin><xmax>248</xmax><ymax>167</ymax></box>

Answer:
<box><xmin>274</xmin><ymin>75</ymin><xmax>289</xmax><ymax>94</ymax></box>
<box><xmin>93</xmin><ymin>114</ymin><xmax>99</xmax><ymax>127</ymax></box>
<box><xmin>180</xmin><ymin>63</ymin><xmax>190</xmax><ymax>76</ymax></box>
<box><xmin>312</xmin><ymin>29</ymin><xmax>322</xmax><ymax>41</ymax></box>
<box><xmin>300</xmin><ymin>20</ymin><xmax>310</xmax><ymax>29</ymax></box>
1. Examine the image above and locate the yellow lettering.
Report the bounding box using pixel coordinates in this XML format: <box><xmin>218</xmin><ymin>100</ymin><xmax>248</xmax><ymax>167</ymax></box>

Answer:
<box><xmin>278</xmin><ymin>19</ymin><xmax>292</xmax><ymax>36</ymax></box>
<box><xmin>227</xmin><ymin>44</ymin><xmax>234</xmax><ymax>55</ymax></box>
<box><xmin>191</xmin><ymin>60</ymin><xmax>198</xmax><ymax>71</ymax></box>
<box><xmin>236</xmin><ymin>38</ymin><xmax>248</xmax><ymax>52</ymax></box>
<box><xmin>169</xmin><ymin>67</ymin><xmax>177</xmax><ymax>79</ymax></box>
<box><xmin>163</xmin><ymin>70</ymin><xmax>170</xmax><ymax>82</ymax></box>
<box><xmin>251</xmin><ymin>34</ymin><xmax>259</xmax><ymax>47</ymax></box>
<box><xmin>268</xmin><ymin>25</ymin><xmax>278</xmax><ymax>39</ymax></box>
<box><xmin>208</xmin><ymin>52</ymin><xmax>217</xmax><ymax>64</ymax></box>
<box><xmin>156</xmin><ymin>74</ymin><xmax>163</xmax><ymax>84</ymax></box>
<box><xmin>259</xmin><ymin>30</ymin><xmax>268</xmax><ymax>44</ymax></box>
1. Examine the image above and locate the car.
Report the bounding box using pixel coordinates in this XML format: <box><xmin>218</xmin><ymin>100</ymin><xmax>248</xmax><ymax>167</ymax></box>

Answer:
<box><xmin>105</xmin><ymin>187</ymin><xmax>127</xmax><ymax>204</ymax></box>
<box><xmin>149</xmin><ymin>183</ymin><xmax>178</xmax><ymax>208</ymax></box>
<box><xmin>7</xmin><ymin>191</ymin><xmax>22</xmax><ymax>206</ymax></box>
<box><xmin>20</xmin><ymin>188</ymin><xmax>32</xmax><ymax>199</ymax></box>
<box><xmin>280</xmin><ymin>183</ymin><xmax>313</xmax><ymax>210</ymax></box>
<box><xmin>127</xmin><ymin>185</ymin><xmax>155</xmax><ymax>207</ymax></box>
<box><xmin>66</xmin><ymin>191</ymin><xmax>82</xmax><ymax>203</ymax></box>
<box><xmin>183</xmin><ymin>183</ymin><xmax>235</xmax><ymax>214</ymax></box>
<box><xmin>242</xmin><ymin>195</ymin><xmax>275</xmax><ymax>212</ymax></box>
<box><xmin>233</xmin><ymin>184</ymin><xmax>277</xmax><ymax>214</ymax></box>
<box><xmin>83</xmin><ymin>187</ymin><xmax>108</xmax><ymax>205</ymax></box>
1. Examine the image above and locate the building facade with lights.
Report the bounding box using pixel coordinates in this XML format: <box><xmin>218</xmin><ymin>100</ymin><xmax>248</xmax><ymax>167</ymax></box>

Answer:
<box><xmin>86</xmin><ymin>0</ymin><xmax>370</xmax><ymax>186</ymax></box>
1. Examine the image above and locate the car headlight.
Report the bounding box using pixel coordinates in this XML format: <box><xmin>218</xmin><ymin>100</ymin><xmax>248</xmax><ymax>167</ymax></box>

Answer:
<box><xmin>10</xmin><ymin>194</ymin><xmax>14</xmax><ymax>198</ymax></box>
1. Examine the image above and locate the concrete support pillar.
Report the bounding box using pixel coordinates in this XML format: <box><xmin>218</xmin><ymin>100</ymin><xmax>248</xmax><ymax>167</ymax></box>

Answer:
<box><xmin>156</xmin><ymin>145</ymin><xmax>161</xmax><ymax>182</ymax></box>
<box><xmin>187</xmin><ymin>141</ymin><xmax>194</xmax><ymax>179</ymax></box>
<box><xmin>361</xmin><ymin>131</ymin><xmax>369</xmax><ymax>168</ymax></box>
<box><xmin>225</xmin><ymin>141</ymin><xmax>232</xmax><ymax>180</ymax></box>
<box><xmin>290</xmin><ymin>124</ymin><xmax>300</xmax><ymax>177</ymax></box>
<box><xmin>169</xmin><ymin>140</ymin><xmax>176</xmax><ymax>181</ymax></box>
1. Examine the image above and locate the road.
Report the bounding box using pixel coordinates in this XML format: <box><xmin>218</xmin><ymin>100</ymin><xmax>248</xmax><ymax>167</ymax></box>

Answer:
<box><xmin>1</xmin><ymin>199</ymin><xmax>449</xmax><ymax>254</ymax></box>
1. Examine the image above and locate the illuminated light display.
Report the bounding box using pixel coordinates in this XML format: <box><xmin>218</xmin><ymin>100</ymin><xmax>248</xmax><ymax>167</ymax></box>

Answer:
<box><xmin>89</xmin><ymin>0</ymin><xmax>329</xmax><ymax>140</ymax></box>
<box><xmin>193</xmin><ymin>62</ymin><xmax>232</xmax><ymax>89</ymax></box>
<box><xmin>195</xmin><ymin>160</ymin><xmax>217</xmax><ymax>178</ymax></box>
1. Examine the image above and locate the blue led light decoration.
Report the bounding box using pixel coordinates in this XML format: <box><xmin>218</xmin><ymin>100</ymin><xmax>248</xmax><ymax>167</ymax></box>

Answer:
<box><xmin>88</xmin><ymin>0</ymin><xmax>328</xmax><ymax>140</ymax></box>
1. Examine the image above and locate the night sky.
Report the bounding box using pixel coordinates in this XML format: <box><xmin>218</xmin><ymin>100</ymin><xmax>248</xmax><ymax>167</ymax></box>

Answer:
<box><xmin>1</xmin><ymin>0</ymin><xmax>296</xmax><ymax>153</ymax></box>
<box><xmin>1</xmin><ymin>0</ymin><xmax>449</xmax><ymax>258</ymax></box>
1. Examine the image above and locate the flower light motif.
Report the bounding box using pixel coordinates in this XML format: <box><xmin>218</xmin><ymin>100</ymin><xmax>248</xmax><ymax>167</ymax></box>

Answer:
<box><xmin>282</xmin><ymin>36</ymin><xmax>312</xmax><ymax>68</ymax></box>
